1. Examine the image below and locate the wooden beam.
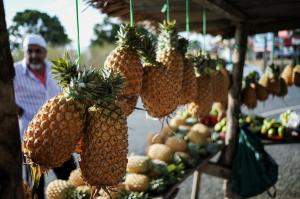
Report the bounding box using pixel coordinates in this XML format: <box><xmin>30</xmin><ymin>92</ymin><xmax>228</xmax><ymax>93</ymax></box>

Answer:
<box><xmin>0</xmin><ymin>0</ymin><xmax>23</xmax><ymax>198</ymax></box>
<box><xmin>192</xmin><ymin>0</ymin><xmax>246</xmax><ymax>21</ymax></box>
<box><xmin>191</xmin><ymin>170</ymin><xmax>202</xmax><ymax>199</ymax></box>
<box><xmin>223</xmin><ymin>23</ymin><xmax>248</xmax><ymax>199</ymax></box>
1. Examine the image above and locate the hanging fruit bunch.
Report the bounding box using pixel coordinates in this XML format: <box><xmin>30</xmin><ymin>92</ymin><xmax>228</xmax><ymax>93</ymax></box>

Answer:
<box><xmin>79</xmin><ymin>68</ymin><xmax>128</xmax><ymax>191</ymax></box>
<box><xmin>242</xmin><ymin>72</ymin><xmax>258</xmax><ymax>109</ymax></box>
<box><xmin>104</xmin><ymin>24</ymin><xmax>143</xmax><ymax>116</ymax></box>
<box><xmin>187</xmin><ymin>52</ymin><xmax>214</xmax><ymax>117</ymax></box>
<box><xmin>210</xmin><ymin>57</ymin><xmax>230</xmax><ymax>106</ymax></box>
<box><xmin>23</xmin><ymin>53</ymin><xmax>87</xmax><ymax>169</ymax></box>
<box><xmin>261</xmin><ymin>63</ymin><xmax>285</xmax><ymax>97</ymax></box>
<box><xmin>139</xmin><ymin>32</ymin><xmax>178</xmax><ymax>118</ymax></box>
<box><xmin>156</xmin><ymin>20</ymin><xmax>184</xmax><ymax>105</ymax></box>
<box><xmin>177</xmin><ymin>37</ymin><xmax>197</xmax><ymax>105</ymax></box>
<box><xmin>281</xmin><ymin>64</ymin><xmax>294</xmax><ymax>86</ymax></box>
<box><xmin>250</xmin><ymin>71</ymin><xmax>269</xmax><ymax>102</ymax></box>
<box><xmin>292</xmin><ymin>64</ymin><xmax>300</xmax><ymax>87</ymax></box>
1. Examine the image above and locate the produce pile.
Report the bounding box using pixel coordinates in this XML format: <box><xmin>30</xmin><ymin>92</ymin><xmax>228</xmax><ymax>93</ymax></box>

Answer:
<box><xmin>213</xmin><ymin>110</ymin><xmax>300</xmax><ymax>141</ymax></box>
<box><xmin>44</xmin><ymin>110</ymin><xmax>223</xmax><ymax>199</ymax></box>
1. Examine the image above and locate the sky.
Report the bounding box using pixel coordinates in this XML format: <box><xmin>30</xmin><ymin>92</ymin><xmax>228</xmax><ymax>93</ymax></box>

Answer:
<box><xmin>4</xmin><ymin>0</ymin><xmax>104</xmax><ymax>49</ymax></box>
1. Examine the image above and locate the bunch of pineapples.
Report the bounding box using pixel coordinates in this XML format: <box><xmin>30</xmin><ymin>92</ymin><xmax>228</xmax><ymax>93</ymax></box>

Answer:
<box><xmin>281</xmin><ymin>64</ymin><xmax>300</xmax><ymax>87</ymax></box>
<box><xmin>23</xmin><ymin>54</ymin><xmax>129</xmax><ymax>195</ymax></box>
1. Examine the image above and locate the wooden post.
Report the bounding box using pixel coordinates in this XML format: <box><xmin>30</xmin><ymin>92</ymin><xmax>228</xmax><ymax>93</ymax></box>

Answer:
<box><xmin>0</xmin><ymin>0</ymin><xmax>23</xmax><ymax>198</ymax></box>
<box><xmin>191</xmin><ymin>170</ymin><xmax>202</xmax><ymax>199</ymax></box>
<box><xmin>223</xmin><ymin>23</ymin><xmax>248</xmax><ymax>199</ymax></box>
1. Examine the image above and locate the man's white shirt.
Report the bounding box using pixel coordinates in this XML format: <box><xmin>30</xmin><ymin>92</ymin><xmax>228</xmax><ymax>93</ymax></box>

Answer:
<box><xmin>13</xmin><ymin>59</ymin><xmax>61</xmax><ymax>139</ymax></box>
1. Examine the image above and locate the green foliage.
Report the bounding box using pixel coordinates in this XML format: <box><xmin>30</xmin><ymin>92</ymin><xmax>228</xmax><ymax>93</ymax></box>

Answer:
<box><xmin>9</xmin><ymin>9</ymin><xmax>70</xmax><ymax>50</ymax></box>
<box><xmin>120</xmin><ymin>191</ymin><xmax>151</xmax><ymax>199</ymax></box>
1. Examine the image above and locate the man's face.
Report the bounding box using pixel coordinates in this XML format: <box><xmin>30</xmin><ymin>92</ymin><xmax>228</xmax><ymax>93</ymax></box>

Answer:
<box><xmin>25</xmin><ymin>44</ymin><xmax>47</xmax><ymax>69</ymax></box>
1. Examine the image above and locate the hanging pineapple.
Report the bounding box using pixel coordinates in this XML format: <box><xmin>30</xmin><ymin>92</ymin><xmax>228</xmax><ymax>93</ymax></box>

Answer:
<box><xmin>293</xmin><ymin>65</ymin><xmax>300</xmax><ymax>87</ymax></box>
<box><xmin>177</xmin><ymin>37</ymin><xmax>197</xmax><ymax>105</ymax></box>
<box><xmin>247</xmin><ymin>71</ymin><xmax>268</xmax><ymax>102</ymax></box>
<box><xmin>266</xmin><ymin>64</ymin><xmax>281</xmax><ymax>96</ymax></box>
<box><xmin>104</xmin><ymin>24</ymin><xmax>143</xmax><ymax>116</ymax></box>
<box><xmin>188</xmin><ymin>53</ymin><xmax>214</xmax><ymax>117</ymax></box>
<box><xmin>281</xmin><ymin>64</ymin><xmax>294</xmax><ymax>86</ymax></box>
<box><xmin>278</xmin><ymin>77</ymin><xmax>288</xmax><ymax>97</ymax></box>
<box><xmin>156</xmin><ymin>20</ymin><xmax>184</xmax><ymax>101</ymax></box>
<box><xmin>140</xmin><ymin>32</ymin><xmax>178</xmax><ymax>117</ymax></box>
<box><xmin>79</xmin><ymin>69</ymin><xmax>128</xmax><ymax>189</ymax></box>
<box><xmin>23</xmin><ymin>54</ymin><xmax>88</xmax><ymax>168</ymax></box>
<box><xmin>242</xmin><ymin>83</ymin><xmax>257</xmax><ymax>109</ymax></box>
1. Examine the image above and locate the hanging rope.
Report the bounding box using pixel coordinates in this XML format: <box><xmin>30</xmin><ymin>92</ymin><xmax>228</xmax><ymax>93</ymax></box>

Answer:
<box><xmin>202</xmin><ymin>8</ymin><xmax>206</xmax><ymax>52</ymax></box>
<box><xmin>161</xmin><ymin>0</ymin><xmax>170</xmax><ymax>22</ymax></box>
<box><xmin>75</xmin><ymin>0</ymin><xmax>81</xmax><ymax>64</ymax></box>
<box><xmin>186</xmin><ymin>0</ymin><xmax>190</xmax><ymax>33</ymax></box>
<box><xmin>166</xmin><ymin>0</ymin><xmax>170</xmax><ymax>22</ymax></box>
<box><xmin>129</xmin><ymin>0</ymin><xmax>134</xmax><ymax>27</ymax></box>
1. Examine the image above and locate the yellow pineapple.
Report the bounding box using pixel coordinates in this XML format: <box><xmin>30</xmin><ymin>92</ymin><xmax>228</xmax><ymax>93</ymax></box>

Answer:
<box><xmin>178</xmin><ymin>38</ymin><xmax>197</xmax><ymax>105</ymax></box>
<box><xmin>23</xmin><ymin>54</ymin><xmax>87</xmax><ymax>168</ymax></box>
<box><xmin>156</xmin><ymin>20</ymin><xmax>184</xmax><ymax>103</ymax></box>
<box><xmin>104</xmin><ymin>24</ymin><xmax>143</xmax><ymax>97</ymax></box>
<box><xmin>125</xmin><ymin>174</ymin><xmax>149</xmax><ymax>192</ymax></box>
<box><xmin>127</xmin><ymin>155</ymin><xmax>151</xmax><ymax>174</ymax></box>
<box><xmin>140</xmin><ymin>33</ymin><xmax>178</xmax><ymax>117</ymax></box>
<box><xmin>80</xmin><ymin>70</ymin><xmax>128</xmax><ymax>188</ymax></box>
<box><xmin>46</xmin><ymin>180</ymin><xmax>75</xmax><ymax>199</ymax></box>
<box><xmin>68</xmin><ymin>168</ymin><xmax>85</xmax><ymax>187</ymax></box>
<box><xmin>281</xmin><ymin>65</ymin><xmax>294</xmax><ymax>86</ymax></box>
<box><xmin>147</xmin><ymin>144</ymin><xmax>174</xmax><ymax>163</ymax></box>
<box><xmin>211</xmin><ymin>65</ymin><xmax>230</xmax><ymax>104</ymax></box>
<box><xmin>293</xmin><ymin>65</ymin><xmax>300</xmax><ymax>87</ymax></box>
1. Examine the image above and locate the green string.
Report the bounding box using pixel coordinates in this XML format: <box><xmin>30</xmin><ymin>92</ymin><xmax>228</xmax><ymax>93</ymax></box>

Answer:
<box><xmin>75</xmin><ymin>0</ymin><xmax>81</xmax><ymax>64</ymax></box>
<box><xmin>203</xmin><ymin>8</ymin><xmax>206</xmax><ymax>52</ymax></box>
<box><xmin>129</xmin><ymin>0</ymin><xmax>134</xmax><ymax>27</ymax></box>
<box><xmin>186</xmin><ymin>0</ymin><xmax>190</xmax><ymax>33</ymax></box>
<box><xmin>167</xmin><ymin>0</ymin><xmax>170</xmax><ymax>22</ymax></box>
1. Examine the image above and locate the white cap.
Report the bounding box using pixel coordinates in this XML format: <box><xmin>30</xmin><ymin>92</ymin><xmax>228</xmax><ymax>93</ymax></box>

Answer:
<box><xmin>23</xmin><ymin>34</ymin><xmax>47</xmax><ymax>50</ymax></box>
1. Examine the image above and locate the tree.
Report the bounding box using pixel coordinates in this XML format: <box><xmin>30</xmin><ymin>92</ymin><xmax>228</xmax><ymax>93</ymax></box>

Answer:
<box><xmin>90</xmin><ymin>16</ymin><xmax>156</xmax><ymax>47</ymax></box>
<box><xmin>0</xmin><ymin>0</ymin><xmax>23</xmax><ymax>198</ymax></box>
<box><xmin>9</xmin><ymin>9</ymin><xmax>70</xmax><ymax>50</ymax></box>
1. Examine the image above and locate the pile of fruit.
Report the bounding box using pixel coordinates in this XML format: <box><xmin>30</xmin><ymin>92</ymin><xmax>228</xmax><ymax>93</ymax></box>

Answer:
<box><xmin>213</xmin><ymin>112</ymin><xmax>300</xmax><ymax>141</ymax></box>
<box><xmin>44</xmin><ymin>110</ymin><xmax>223</xmax><ymax>199</ymax></box>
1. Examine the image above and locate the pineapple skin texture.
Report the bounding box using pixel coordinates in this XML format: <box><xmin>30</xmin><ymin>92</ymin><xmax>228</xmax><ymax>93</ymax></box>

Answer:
<box><xmin>157</xmin><ymin>49</ymin><xmax>184</xmax><ymax>99</ymax></box>
<box><xmin>125</xmin><ymin>173</ymin><xmax>149</xmax><ymax>192</ymax></box>
<box><xmin>68</xmin><ymin>168</ymin><xmax>85</xmax><ymax>187</ymax></box>
<box><xmin>147</xmin><ymin>144</ymin><xmax>174</xmax><ymax>163</ymax></box>
<box><xmin>179</xmin><ymin>58</ymin><xmax>197</xmax><ymax>105</ymax></box>
<box><xmin>116</xmin><ymin>95</ymin><xmax>138</xmax><ymax>116</ymax></box>
<box><xmin>80</xmin><ymin>104</ymin><xmax>128</xmax><ymax>186</ymax></box>
<box><xmin>211</xmin><ymin>70</ymin><xmax>228</xmax><ymax>104</ymax></box>
<box><xmin>104</xmin><ymin>47</ymin><xmax>143</xmax><ymax>96</ymax></box>
<box><xmin>165</xmin><ymin>137</ymin><xmax>187</xmax><ymax>152</ymax></box>
<box><xmin>23</xmin><ymin>95</ymin><xmax>86</xmax><ymax>168</ymax></box>
<box><xmin>141</xmin><ymin>63</ymin><xmax>177</xmax><ymax>118</ymax></box>
<box><xmin>127</xmin><ymin>155</ymin><xmax>150</xmax><ymax>174</ymax></box>
<box><xmin>46</xmin><ymin>180</ymin><xmax>75</xmax><ymax>199</ymax></box>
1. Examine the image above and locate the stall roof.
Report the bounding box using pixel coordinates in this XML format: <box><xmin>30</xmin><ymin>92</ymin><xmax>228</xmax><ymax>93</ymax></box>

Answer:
<box><xmin>87</xmin><ymin>0</ymin><xmax>300</xmax><ymax>37</ymax></box>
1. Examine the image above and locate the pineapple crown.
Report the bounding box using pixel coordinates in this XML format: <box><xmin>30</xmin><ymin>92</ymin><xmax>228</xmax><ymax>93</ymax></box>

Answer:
<box><xmin>116</xmin><ymin>24</ymin><xmax>141</xmax><ymax>50</ymax></box>
<box><xmin>68</xmin><ymin>67</ymin><xmax>123</xmax><ymax>104</ymax></box>
<box><xmin>157</xmin><ymin>20</ymin><xmax>179</xmax><ymax>52</ymax></box>
<box><xmin>52</xmin><ymin>53</ymin><xmax>79</xmax><ymax>88</ymax></box>
<box><xmin>188</xmin><ymin>51</ymin><xmax>211</xmax><ymax>76</ymax></box>
<box><xmin>244</xmin><ymin>71</ymin><xmax>260</xmax><ymax>86</ymax></box>
<box><xmin>266</xmin><ymin>63</ymin><xmax>280</xmax><ymax>78</ymax></box>
<box><xmin>138</xmin><ymin>32</ymin><xmax>160</xmax><ymax>65</ymax></box>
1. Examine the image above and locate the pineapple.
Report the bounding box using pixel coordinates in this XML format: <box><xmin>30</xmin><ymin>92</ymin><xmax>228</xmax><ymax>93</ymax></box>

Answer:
<box><xmin>125</xmin><ymin>174</ymin><xmax>149</xmax><ymax>192</ymax></box>
<box><xmin>68</xmin><ymin>168</ymin><xmax>85</xmax><ymax>187</ymax></box>
<box><xmin>177</xmin><ymin>38</ymin><xmax>197</xmax><ymax>105</ymax></box>
<box><xmin>190</xmin><ymin>123</ymin><xmax>211</xmax><ymax>137</ymax></box>
<box><xmin>281</xmin><ymin>65</ymin><xmax>294</xmax><ymax>86</ymax></box>
<box><xmin>211</xmin><ymin>64</ymin><xmax>230</xmax><ymax>104</ymax></box>
<box><xmin>169</xmin><ymin>116</ymin><xmax>186</xmax><ymax>131</ymax></box>
<box><xmin>80</xmin><ymin>69</ymin><xmax>128</xmax><ymax>188</ymax></box>
<box><xmin>140</xmin><ymin>32</ymin><xmax>178</xmax><ymax>118</ymax></box>
<box><xmin>242</xmin><ymin>84</ymin><xmax>257</xmax><ymax>109</ymax></box>
<box><xmin>116</xmin><ymin>95</ymin><xmax>138</xmax><ymax>116</ymax></box>
<box><xmin>165</xmin><ymin>136</ymin><xmax>187</xmax><ymax>152</ymax></box>
<box><xmin>255</xmin><ymin>83</ymin><xmax>269</xmax><ymax>101</ymax></box>
<box><xmin>98</xmin><ymin>184</ymin><xmax>125</xmax><ymax>199</ymax></box>
<box><xmin>127</xmin><ymin>155</ymin><xmax>151</xmax><ymax>174</ymax></box>
<box><xmin>278</xmin><ymin>77</ymin><xmax>288</xmax><ymax>97</ymax></box>
<box><xmin>23</xmin><ymin>181</ymin><xmax>37</xmax><ymax>199</ymax></box>
<box><xmin>156</xmin><ymin>20</ymin><xmax>184</xmax><ymax>102</ymax></box>
<box><xmin>23</xmin><ymin>54</ymin><xmax>88</xmax><ymax>168</ymax></box>
<box><xmin>266</xmin><ymin>64</ymin><xmax>281</xmax><ymax>95</ymax></box>
<box><xmin>293</xmin><ymin>65</ymin><xmax>300</xmax><ymax>87</ymax></box>
<box><xmin>147</xmin><ymin>132</ymin><xmax>164</xmax><ymax>145</ymax></box>
<box><xmin>104</xmin><ymin>24</ymin><xmax>143</xmax><ymax>97</ymax></box>
<box><xmin>46</xmin><ymin>180</ymin><xmax>75</xmax><ymax>199</ymax></box>
<box><xmin>147</xmin><ymin>144</ymin><xmax>174</xmax><ymax>163</ymax></box>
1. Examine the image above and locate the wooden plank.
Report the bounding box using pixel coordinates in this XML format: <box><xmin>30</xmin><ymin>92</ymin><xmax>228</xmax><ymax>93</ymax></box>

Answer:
<box><xmin>192</xmin><ymin>0</ymin><xmax>246</xmax><ymax>21</ymax></box>
<box><xmin>191</xmin><ymin>170</ymin><xmax>202</xmax><ymax>199</ymax></box>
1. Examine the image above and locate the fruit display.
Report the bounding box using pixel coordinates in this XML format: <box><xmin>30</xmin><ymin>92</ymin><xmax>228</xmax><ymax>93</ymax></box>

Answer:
<box><xmin>293</xmin><ymin>65</ymin><xmax>300</xmax><ymax>87</ymax></box>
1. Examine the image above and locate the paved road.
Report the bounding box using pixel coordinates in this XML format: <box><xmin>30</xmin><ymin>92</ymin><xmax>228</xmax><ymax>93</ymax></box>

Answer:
<box><xmin>44</xmin><ymin>86</ymin><xmax>300</xmax><ymax>198</ymax></box>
